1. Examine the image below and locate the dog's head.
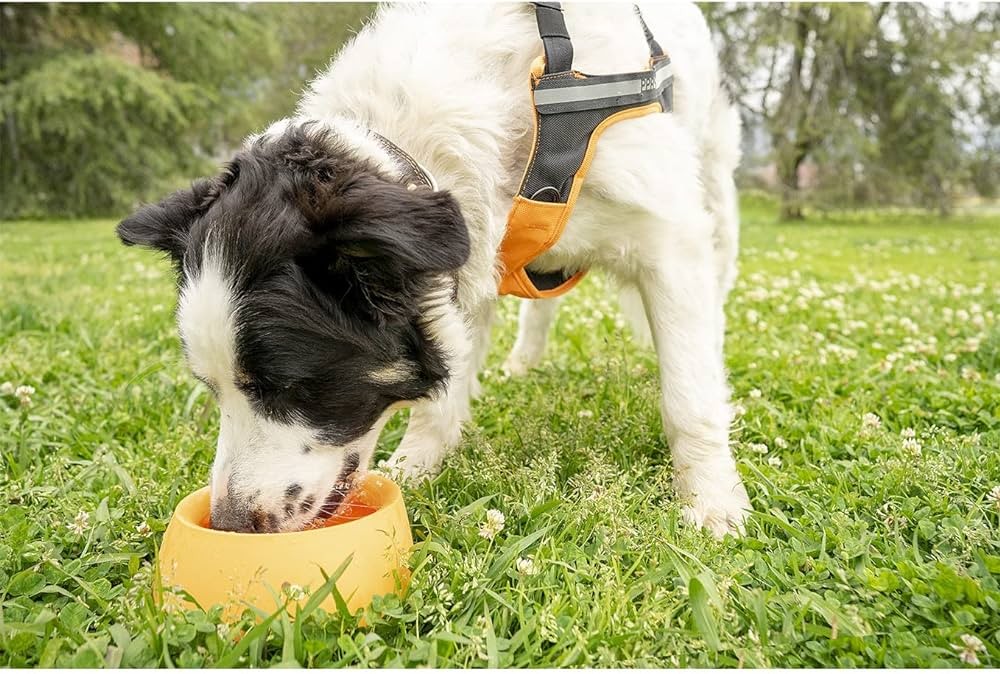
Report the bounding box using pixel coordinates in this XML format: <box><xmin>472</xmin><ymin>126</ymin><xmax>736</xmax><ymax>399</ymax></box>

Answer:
<box><xmin>117</xmin><ymin>121</ymin><xmax>469</xmax><ymax>532</ymax></box>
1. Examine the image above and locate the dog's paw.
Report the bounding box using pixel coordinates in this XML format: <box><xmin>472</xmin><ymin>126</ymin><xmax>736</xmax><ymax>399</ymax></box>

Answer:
<box><xmin>380</xmin><ymin>446</ymin><xmax>443</xmax><ymax>483</ymax></box>
<box><xmin>678</xmin><ymin>474</ymin><xmax>752</xmax><ymax>539</ymax></box>
<box><xmin>501</xmin><ymin>351</ymin><xmax>539</xmax><ymax>378</ymax></box>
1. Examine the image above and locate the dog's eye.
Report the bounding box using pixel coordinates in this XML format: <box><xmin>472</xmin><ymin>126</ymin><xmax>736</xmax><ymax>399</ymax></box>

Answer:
<box><xmin>339</xmin><ymin>242</ymin><xmax>380</xmax><ymax>259</ymax></box>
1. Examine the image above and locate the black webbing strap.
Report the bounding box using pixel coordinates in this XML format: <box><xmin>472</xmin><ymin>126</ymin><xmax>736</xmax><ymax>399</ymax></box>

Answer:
<box><xmin>633</xmin><ymin>6</ymin><xmax>664</xmax><ymax>58</ymax></box>
<box><xmin>532</xmin><ymin>2</ymin><xmax>573</xmax><ymax>74</ymax></box>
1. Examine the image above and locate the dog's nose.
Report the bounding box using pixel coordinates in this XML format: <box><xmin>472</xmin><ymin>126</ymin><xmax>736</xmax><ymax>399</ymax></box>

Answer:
<box><xmin>210</xmin><ymin>498</ymin><xmax>279</xmax><ymax>533</ymax></box>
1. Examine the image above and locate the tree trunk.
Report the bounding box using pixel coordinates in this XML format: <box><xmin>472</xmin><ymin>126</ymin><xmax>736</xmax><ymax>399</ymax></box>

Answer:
<box><xmin>772</xmin><ymin>6</ymin><xmax>811</xmax><ymax>221</ymax></box>
<box><xmin>0</xmin><ymin>11</ymin><xmax>19</xmax><ymax>189</ymax></box>
<box><xmin>929</xmin><ymin>173</ymin><xmax>953</xmax><ymax>218</ymax></box>
<box><xmin>778</xmin><ymin>151</ymin><xmax>806</xmax><ymax>220</ymax></box>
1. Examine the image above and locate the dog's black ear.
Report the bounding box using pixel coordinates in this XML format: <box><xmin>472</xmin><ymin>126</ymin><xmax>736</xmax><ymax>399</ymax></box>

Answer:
<box><xmin>301</xmin><ymin>176</ymin><xmax>470</xmax><ymax>274</ymax></box>
<box><xmin>116</xmin><ymin>178</ymin><xmax>219</xmax><ymax>260</ymax></box>
<box><xmin>326</xmin><ymin>180</ymin><xmax>469</xmax><ymax>274</ymax></box>
<box><xmin>297</xmin><ymin>177</ymin><xmax>470</xmax><ymax>321</ymax></box>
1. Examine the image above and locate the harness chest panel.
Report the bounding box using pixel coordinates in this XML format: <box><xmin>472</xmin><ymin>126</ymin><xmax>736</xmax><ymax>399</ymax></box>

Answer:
<box><xmin>498</xmin><ymin>2</ymin><xmax>673</xmax><ymax>299</ymax></box>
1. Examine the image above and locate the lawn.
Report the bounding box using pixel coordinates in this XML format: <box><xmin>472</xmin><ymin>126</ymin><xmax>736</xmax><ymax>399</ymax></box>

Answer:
<box><xmin>1</xmin><ymin>198</ymin><xmax>999</xmax><ymax>667</ymax></box>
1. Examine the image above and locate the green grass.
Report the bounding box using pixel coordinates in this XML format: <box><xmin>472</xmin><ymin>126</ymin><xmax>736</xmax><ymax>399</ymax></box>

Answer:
<box><xmin>2</xmin><ymin>200</ymin><xmax>999</xmax><ymax>667</ymax></box>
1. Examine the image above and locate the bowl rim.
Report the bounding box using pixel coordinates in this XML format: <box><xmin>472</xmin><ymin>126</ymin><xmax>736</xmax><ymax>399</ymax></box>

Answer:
<box><xmin>170</xmin><ymin>475</ymin><xmax>405</xmax><ymax>541</ymax></box>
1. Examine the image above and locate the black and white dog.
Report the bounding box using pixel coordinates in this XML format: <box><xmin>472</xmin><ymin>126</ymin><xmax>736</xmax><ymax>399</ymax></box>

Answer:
<box><xmin>118</xmin><ymin>3</ymin><xmax>750</xmax><ymax>536</ymax></box>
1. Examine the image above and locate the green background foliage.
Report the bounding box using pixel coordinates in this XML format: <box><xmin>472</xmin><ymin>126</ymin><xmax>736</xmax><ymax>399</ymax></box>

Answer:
<box><xmin>703</xmin><ymin>3</ymin><xmax>998</xmax><ymax>218</ymax></box>
<box><xmin>2</xmin><ymin>2</ymin><xmax>997</xmax><ymax>219</ymax></box>
<box><xmin>0</xmin><ymin>2</ymin><xmax>374</xmax><ymax>219</ymax></box>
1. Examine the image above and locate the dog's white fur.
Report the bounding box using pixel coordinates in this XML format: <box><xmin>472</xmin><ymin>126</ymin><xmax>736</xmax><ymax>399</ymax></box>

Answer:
<box><xmin>194</xmin><ymin>2</ymin><xmax>749</xmax><ymax>536</ymax></box>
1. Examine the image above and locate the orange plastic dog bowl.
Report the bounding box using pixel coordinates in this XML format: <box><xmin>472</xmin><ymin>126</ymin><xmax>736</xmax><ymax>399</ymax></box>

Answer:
<box><xmin>156</xmin><ymin>474</ymin><xmax>413</xmax><ymax>621</ymax></box>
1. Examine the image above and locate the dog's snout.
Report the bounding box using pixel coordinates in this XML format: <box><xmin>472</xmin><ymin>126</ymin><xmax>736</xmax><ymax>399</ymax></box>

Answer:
<box><xmin>210</xmin><ymin>497</ymin><xmax>280</xmax><ymax>533</ymax></box>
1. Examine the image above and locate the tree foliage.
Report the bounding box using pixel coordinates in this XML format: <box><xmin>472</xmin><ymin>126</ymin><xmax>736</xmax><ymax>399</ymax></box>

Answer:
<box><xmin>0</xmin><ymin>2</ymin><xmax>373</xmax><ymax>219</ymax></box>
<box><xmin>2</xmin><ymin>3</ymin><xmax>994</xmax><ymax>219</ymax></box>
<box><xmin>3</xmin><ymin>52</ymin><xmax>207</xmax><ymax>216</ymax></box>
<box><xmin>703</xmin><ymin>2</ymin><xmax>999</xmax><ymax>219</ymax></box>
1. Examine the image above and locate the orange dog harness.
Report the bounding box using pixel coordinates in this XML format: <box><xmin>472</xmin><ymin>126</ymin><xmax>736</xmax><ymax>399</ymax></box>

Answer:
<box><xmin>498</xmin><ymin>2</ymin><xmax>673</xmax><ymax>299</ymax></box>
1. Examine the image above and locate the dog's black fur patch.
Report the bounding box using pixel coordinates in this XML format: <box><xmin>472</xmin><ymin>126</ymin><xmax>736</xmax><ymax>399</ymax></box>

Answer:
<box><xmin>117</xmin><ymin>123</ymin><xmax>470</xmax><ymax>446</ymax></box>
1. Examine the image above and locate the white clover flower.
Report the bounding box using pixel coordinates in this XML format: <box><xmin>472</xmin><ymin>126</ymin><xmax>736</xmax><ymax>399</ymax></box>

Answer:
<box><xmin>67</xmin><ymin>510</ymin><xmax>90</xmax><ymax>535</ymax></box>
<box><xmin>943</xmin><ymin>353</ymin><xmax>958</xmax><ymax>363</ymax></box>
<box><xmin>578</xmin><ymin>409</ymin><xmax>594</xmax><ymax>419</ymax></box>
<box><xmin>749</xmin><ymin>388</ymin><xmax>762</xmax><ymax>399</ymax></box>
<box><xmin>963</xmin><ymin>337</ymin><xmax>981</xmax><ymax>353</ymax></box>
<box><xmin>774</xmin><ymin>436</ymin><xmax>789</xmax><ymax>450</ymax></box>
<box><xmin>15</xmin><ymin>385</ymin><xmax>35</xmax><ymax>407</ymax></box>
<box><xmin>749</xmin><ymin>442</ymin><xmax>768</xmax><ymax>455</ymax></box>
<box><xmin>953</xmin><ymin>633</ymin><xmax>984</xmax><ymax>665</ymax></box>
<box><xmin>160</xmin><ymin>589</ymin><xmax>185</xmax><ymax>613</ymax></box>
<box><xmin>988</xmin><ymin>486</ymin><xmax>1000</xmax><ymax>510</ymax></box>
<box><xmin>961</xmin><ymin>367</ymin><xmax>982</xmax><ymax>382</ymax></box>
<box><xmin>901</xmin><ymin>428</ymin><xmax>916</xmax><ymax>439</ymax></box>
<box><xmin>902</xmin><ymin>438</ymin><xmax>922</xmax><ymax>456</ymax></box>
<box><xmin>479</xmin><ymin>509</ymin><xmax>506</xmax><ymax>540</ymax></box>
<box><xmin>767</xmin><ymin>455</ymin><xmax>782</xmax><ymax>467</ymax></box>
<box><xmin>216</xmin><ymin>623</ymin><xmax>230</xmax><ymax>640</ymax></box>
<box><xmin>136</xmin><ymin>521</ymin><xmax>152</xmax><ymax>536</ymax></box>
<box><xmin>0</xmin><ymin>381</ymin><xmax>13</xmax><ymax>396</ymax></box>
<box><xmin>283</xmin><ymin>583</ymin><xmax>306</xmax><ymax>601</ymax></box>
<box><xmin>516</xmin><ymin>557</ymin><xmax>538</xmax><ymax>576</ymax></box>
<box><xmin>486</xmin><ymin>509</ymin><xmax>505</xmax><ymax>528</ymax></box>
<box><xmin>861</xmin><ymin>413</ymin><xmax>882</xmax><ymax>433</ymax></box>
<box><xmin>878</xmin><ymin>502</ymin><xmax>895</xmax><ymax>526</ymax></box>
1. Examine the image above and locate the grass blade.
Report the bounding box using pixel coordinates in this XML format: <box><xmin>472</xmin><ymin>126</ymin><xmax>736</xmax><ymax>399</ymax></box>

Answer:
<box><xmin>689</xmin><ymin>576</ymin><xmax>722</xmax><ymax>651</ymax></box>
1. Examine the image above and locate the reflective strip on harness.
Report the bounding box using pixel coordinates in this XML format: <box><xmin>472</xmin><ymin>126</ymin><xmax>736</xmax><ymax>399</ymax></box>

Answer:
<box><xmin>533</xmin><ymin>61</ymin><xmax>673</xmax><ymax>112</ymax></box>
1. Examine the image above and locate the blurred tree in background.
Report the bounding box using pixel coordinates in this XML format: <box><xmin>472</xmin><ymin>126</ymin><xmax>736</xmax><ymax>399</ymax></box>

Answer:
<box><xmin>703</xmin><ymin>2</ymin><xmax>999</xmax><ymax>219</ymax></box>
<box><xmin>0</xmin><ymin>2</ymin><xmax>373</xmax><ymax>218</ymax></box>
<box><xmin>1</xmin><ymin>2</ymin><xmax>996</xmax><ymax>220</ymax></box>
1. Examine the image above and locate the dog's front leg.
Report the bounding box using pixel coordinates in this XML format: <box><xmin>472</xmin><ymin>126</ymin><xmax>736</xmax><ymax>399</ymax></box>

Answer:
<box><xmin>636</xmin><ymin>241</ymin><xmax>751</xmax><ymax>538</ymax></box>
<box><xmin>382</xmin><ymin>298</ymin><xmax>485</xmax><ymax>479</ymax></box>
<box><xmin>381</xmin><ymin>388</ymin><xmax>466</xmax><ymax>479</ymax></box>
<box><xmin>502</xmin><ymin>297</ymin><xmax>562</xmax><ymax>376</ymax></box>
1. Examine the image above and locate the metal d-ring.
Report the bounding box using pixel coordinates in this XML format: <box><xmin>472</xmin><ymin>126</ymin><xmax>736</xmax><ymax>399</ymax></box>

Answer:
<box><xmin>530</xmin><ymin>186</ymin><xmax>562</xmax><ymax>203</ymax></box>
